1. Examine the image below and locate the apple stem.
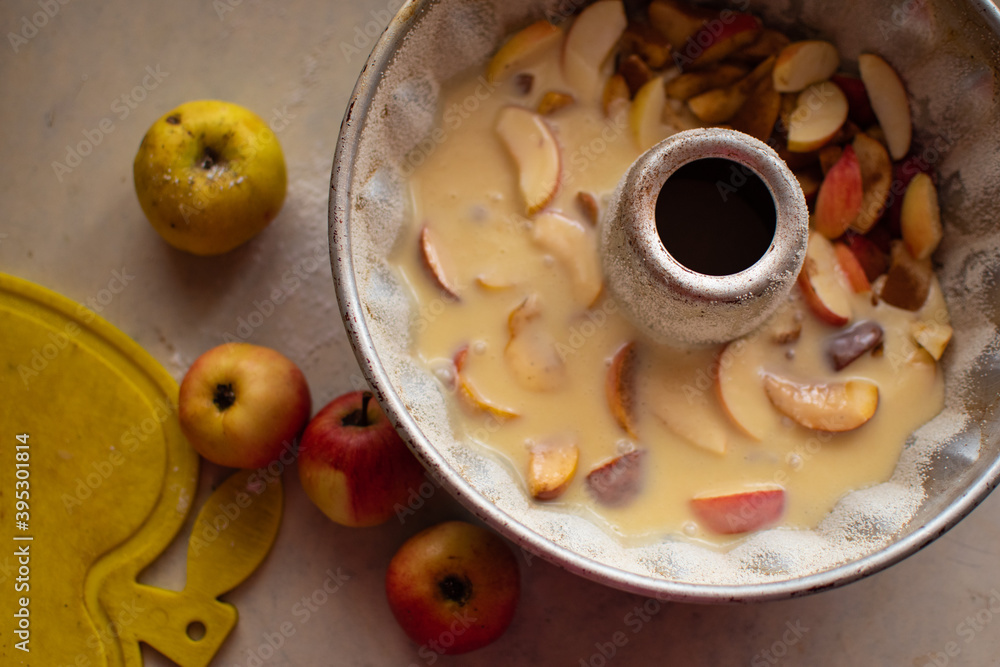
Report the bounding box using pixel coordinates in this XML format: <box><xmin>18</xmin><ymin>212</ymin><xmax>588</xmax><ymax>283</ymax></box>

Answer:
<box><xmin>438</xmin><ymin>575</ymin><xmax>472</xmax><ymax>606</ymax></box>
<box><xmin>200</xmin><ymin>146</ymin><xmax>221</xmax><ymax>170</ymax></box>
<box><xmin>213</xmin><ymin>383</ymin><xmax>236</xmax><ymax>411</ymax></box>
<box><xmin>342</xmin><ymin>391</ymin><xmax>373</xmax><ymax>428</ymax></box>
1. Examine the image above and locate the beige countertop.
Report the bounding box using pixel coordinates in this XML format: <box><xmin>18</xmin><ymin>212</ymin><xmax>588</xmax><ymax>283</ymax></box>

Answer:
<box><xmin>2</xmin><ymin>0</ymin><xmax>999</xmax><ymax>665</ymax></box>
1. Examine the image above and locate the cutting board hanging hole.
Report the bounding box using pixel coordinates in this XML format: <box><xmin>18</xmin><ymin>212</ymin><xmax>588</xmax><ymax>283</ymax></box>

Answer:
<box><xmin>187</xmin><ymin>621</ymin><xmax>207</xmax><ymax>641</ymax></box>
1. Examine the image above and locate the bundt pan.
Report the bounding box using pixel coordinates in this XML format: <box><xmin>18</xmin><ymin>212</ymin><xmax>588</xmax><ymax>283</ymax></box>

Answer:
<box><xmin>330</xmin><ymin>0</ymin><xmax>1000</xmax><ymax>601</ymax></box>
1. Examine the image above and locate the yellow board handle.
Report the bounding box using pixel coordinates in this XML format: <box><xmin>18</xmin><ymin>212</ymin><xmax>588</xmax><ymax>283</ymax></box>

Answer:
<box><xmin>103</xmin><ymin>469</ymin><xmax>284</xmax><ymax>667</ymax></box>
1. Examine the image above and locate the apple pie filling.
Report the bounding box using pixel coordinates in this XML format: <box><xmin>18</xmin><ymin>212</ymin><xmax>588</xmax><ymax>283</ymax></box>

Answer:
<box><xmin>392</xmin><ymin>0</ymin><xmax>950</xmax><ymax>542</ymax></box>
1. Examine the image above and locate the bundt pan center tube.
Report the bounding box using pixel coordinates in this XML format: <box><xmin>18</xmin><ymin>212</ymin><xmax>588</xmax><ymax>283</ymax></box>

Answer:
<box><xmin>330</xmin><ymin>0</ymin><xmax>1000</xmax><ymax>601</ymax></box>
<box><xmin>601</xmin><ymin>127</ymin><xmax>808</xmax><ymax>346</ymax></box>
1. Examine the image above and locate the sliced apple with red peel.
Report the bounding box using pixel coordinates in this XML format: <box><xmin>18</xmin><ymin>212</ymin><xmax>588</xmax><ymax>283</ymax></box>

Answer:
<box><xmin>858</xmin><ymin>53</ymin><xmax>912</xmax><ymax>160</ymax></box>
<box><xmin>833</xmin><ymin>242</ymin><xmax>871</xmax><ymax>293</ymax></box>
<box><xmin>486</xmin><ymin>20</ymin><xmax>563</xmax><ymax>83</ymax></box>
<box><xmin>732</xmin><ymin>29</ymin><xmax>790</xmax><ymax>63</ymax></box>
<box><xmin>843</xmin><ymin>232</ymin><xmax>888</xmax><ymax>282</ymax></box>
<box><xmin>716</xmin><ymin>338</ymin><xmax>783</xmax><ymax>440</ymax></box>
<box><xmin>531</xmin><ymin>212</ymin><xmax>602</xmax><ymax>306</ymax></box>
<box><xmin>606</xmin><ymin>342</ymin><xmax>638</xmax><ymax>438</ymax></box>
<box><xmin>850</xmin><ymin>132</ymin><xmax>893</xmax><ymax>233</ymax></box>
<box><xmin>684</xmin><ymin>14</ymin><xmax>761</xmax><ymax>69</ymax></box>
<box><xmin>831</xmin><ymin>73</ymin><xmax>877</xmax><ymax>128</ymax></box>
<box><xmin>562</xmin><ymin>0</ymin><xmax>627</xmax><ymax>102</ymax></box>
<box><xmin>504</xmin><ymin>294</ymin><xmax>566</xmax><ymax>392</ymax></box>
<box><xmin>691</xmin><ymin>486</ymin><xmax>785</xmax><ymax>534</ymax></box>
<box><xmin>631</xmin><ymin>77</ymin><xmax>668</xmax><ymax>150</ymax></box>
<box><xmin>620</xmin><ymin>22</ymin><xmax>672</xmax><ymax>69</ymax></box>
<box><xmin>687</xmin><ymin>85</ymin><xmax>750</xmax><ymax>125</ymax></box>
<box><xmin>496</xmin><ymin>106</ymin><xmax>561</xmax><ymax>215</ymax></box>
<box><xmin>729</xmin><ymin>69</ymin><xmax>782</xmax><ymax>141</ymax></box>
<box><xmin>453</xmin><ymin>346</ymin><xmax>520</xmax><ymax>420</ymax></box>
<box><xmin>772</xmin><ymin>40</ymin><xmax>840</xmax><ymax>92</ymax></box>
<box><xmin>586</xmin><ymin>450</ymin><xmax>645</xmax><ymax>507</ymax></box>
<box><xmin>419</xmin><ymin>225</ymin><xmax>460</xmax><ymax>299</ymax></box>
<box><xmin>900</xmin><ymin>172</ymin><xmax>943</xmax><ymax>260</ymax></box>
<box><xmin>665</xmin><ymin>64</ymin><xmax>749</xmax><ymax>101</ymax></box>
<box><xmin>813</xmin><ymin>144</ymin><xmax>862</xmax><ymax>239</ymax></box>
<box><xmin>787</xmin><ymin>81</ymin><xmax>849</xmax><ymax>153</ymax></box>
<box><xmin>798</xmin><ymin>231</ymin><xmax>853</xmax><ymax>327</ymax></box>
<box><xmin>688</xmin><ymin>55</ymin><xmax>775</xmax><ymax>125</ymax></box>
<box><xmin>648</xmin><ymin>0</ymin><xmax>715</xmax><ymax>49</ymax></box>
<box><xmin>527</xmin><ymin>435</ymin><xmax>579</xmax><ymax>500</ymax></box>
<box><xmin>764</xmin><ymin>374</ymin><xmax>879</xmax><ymax>432</ymax></box>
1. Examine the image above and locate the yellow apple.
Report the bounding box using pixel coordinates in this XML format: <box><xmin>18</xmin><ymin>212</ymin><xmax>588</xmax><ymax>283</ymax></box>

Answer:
<box><xmin>133</xmin><ymin>100</ymin><xmax>287</xmax><ymax>256</ymax></box>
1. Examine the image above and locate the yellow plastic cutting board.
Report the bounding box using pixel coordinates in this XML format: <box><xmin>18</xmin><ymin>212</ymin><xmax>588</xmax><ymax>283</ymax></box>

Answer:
<box><xmin>0</xmin><ymin>273</ymin><xmax>283</xmax><ymax>666</ymax></box>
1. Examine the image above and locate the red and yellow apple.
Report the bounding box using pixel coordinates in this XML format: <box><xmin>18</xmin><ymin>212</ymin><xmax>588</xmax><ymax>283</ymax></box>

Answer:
<box><xmin>179</xmin><ymin>342</ymin><xmax>311</xmax><ymax>468</ymax></box>
<box><xmin>297</xmin><ymin>390</ymin><xmax>427</xmax><ymax>527</ymax></box>
<box><xmin>385</xmin><ymin>521</ymin><xmax>520</xmax><ymax>655</ymax></box>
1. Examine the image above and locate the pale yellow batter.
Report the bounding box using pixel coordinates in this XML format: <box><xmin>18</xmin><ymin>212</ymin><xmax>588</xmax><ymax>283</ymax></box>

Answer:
<box><xmin>391</xmin><ymin>29</ymin><xmax>945</xmax><ymax>543</ymax></box>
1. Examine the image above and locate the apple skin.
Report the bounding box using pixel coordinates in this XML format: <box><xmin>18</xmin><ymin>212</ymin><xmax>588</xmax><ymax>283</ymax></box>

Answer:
<box><xmin>179</xmin><ymin>342</ymin><xmax>311</xmax><ymax>469</ymax></box>
<box><xmin>298</xmin><ymin>390</ymin><xmax>427</xmax><ymax>527</ymax></box>
<box><xmin>385</xmin><ymin>521</ymin><xmax>520</xmax><ymax>655</ymax></box>
<box><xmin>133</xmin><ymin>100</ymin><xmax>287</xmax><ymax>256</ymax></box>
<box><xmin>691</xmin><ymin>488</ymin><xmax>785</xmax><ymax>534</ymax></box>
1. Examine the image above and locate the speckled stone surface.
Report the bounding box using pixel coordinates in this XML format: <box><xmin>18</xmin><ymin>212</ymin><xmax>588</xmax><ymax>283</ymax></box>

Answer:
<box><xmin>3</xmin><ymin>0</ymin><xmax>1000</xmax><ymax>665</ymax></box>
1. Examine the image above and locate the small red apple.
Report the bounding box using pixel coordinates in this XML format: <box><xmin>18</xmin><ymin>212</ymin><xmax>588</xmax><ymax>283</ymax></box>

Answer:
<box><xmin>298</xmin><ymin>390</ymin><xmax>427</xmax><ymax>527</ymax></box>
<box><xmin>385</xmin><ymin>521</ymin><xmax>520</xmax><ymax>656</ymax></box>
<box><xmin>179</xmin><ymin>342</ymin><xmax>311</xmax><ymax>468</ymax></box>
